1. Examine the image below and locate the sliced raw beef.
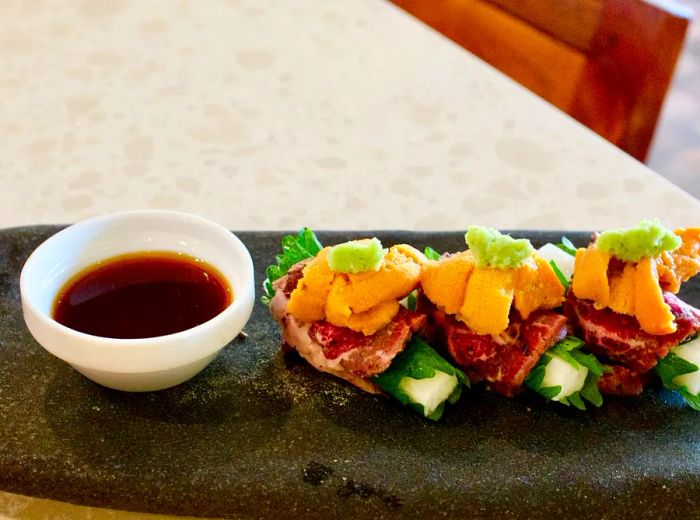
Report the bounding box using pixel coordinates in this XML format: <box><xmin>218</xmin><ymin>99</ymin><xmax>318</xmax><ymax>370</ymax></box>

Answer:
<box><xmin>564</xmin><ymin>292</ymin><xmax>700</xmax><ymax>373</ymax></box>
<box><xmin>275</xmin><ymin>260</ymin><xmax>308</xmax><ymax>298</ymax></box>
<box><xmin>434</xmin><ymin>308</ymin><xmax>568</xmax><ymax>396</ymax></box>
<box><xmin>598</xmin><ymin>365</ymin><xmax>652</xmax><ymax>396</ymax></box>
<box><xmin>270</xmin><ymin>269</ymin><xmax>426</xmax><ymax>393</ymax></box>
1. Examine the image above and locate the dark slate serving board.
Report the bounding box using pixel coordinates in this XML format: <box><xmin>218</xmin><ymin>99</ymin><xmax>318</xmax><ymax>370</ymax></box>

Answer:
<box><xmin>0</xmin><ymin>227</ymin><xmax>698</xmax><ymax>519</ymax></box>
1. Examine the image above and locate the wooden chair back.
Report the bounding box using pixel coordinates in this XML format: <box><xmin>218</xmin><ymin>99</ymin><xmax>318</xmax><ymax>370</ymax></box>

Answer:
<box><xmin>391</xmin><ymin>0</ymin><xmax>693</xmax><ymax>161</ymax></box>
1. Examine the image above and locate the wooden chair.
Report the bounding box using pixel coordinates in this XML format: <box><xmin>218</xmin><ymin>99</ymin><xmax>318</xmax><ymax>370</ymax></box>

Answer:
<box><xmin>391</xmin><ymin>0</ymin><xmax>693</xmax><ymax>162</ymax></box>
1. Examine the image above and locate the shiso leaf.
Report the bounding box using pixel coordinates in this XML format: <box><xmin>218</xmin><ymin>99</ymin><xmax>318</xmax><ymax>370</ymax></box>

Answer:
<box><xmin>678</xmin><ymin>388</ymin><xmax>700</xmax><ymax>411</ymax></box>
<box><xmin>373</xmin><ymin>336</ymin><xmax>468</xmax><ymax>421</ymax></box>
<box><xmin>596</xmin><ymin>219</ymin><xmax>681</xmax><ymax>262</ymax></box>
<box><xmin>465</xmin><ymin>226</ymin><xmax>534</xmax><ymax>269</ymax></box>
<box><xmin>525</xmin><ymin>336</ymin><xmax>604</xmax><ymax>409</ymax></box>
<box><xmin>655</xmin><ymin>352</ymin><xmax>699</xmax><ymax>385</ymax></box>
<box><xmin>261</xmin><ymin>227</ymin><xmax>322</xmax><ymax>304</ymax></box>
<box><xmin>580</xmin><ymin>372</ymin><xmax>603</xmax><ymax>408</ymax></box>
<box><xmin>570</xmin><ymin>349</ymin><xmax>605</xmax><ymax>377</ymax></box>
<box><xmin>524</xmin><ymin>364</ymin><xmax>546</xmax><ymax>390</ymax></box>
<box><xmin>538</xmin><ymin>385</ymin><xmax>563</xmax><ymax>401</ymax></box>
<box><xmin>567</xmin><ymin>392</ymin><xmax>586</xmax><ymax>410</ymax></box>
<box><xmin>655</xmin><ymin>343</ymin><xmax>700</xmax><ymax>411</ymax></box>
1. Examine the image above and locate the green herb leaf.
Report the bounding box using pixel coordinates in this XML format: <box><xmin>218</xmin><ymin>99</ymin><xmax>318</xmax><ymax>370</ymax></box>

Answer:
<box><xmin>525</xmin><ymin>336</ymin><xmax>605</xmax><ymax>410</ymax></box>
<box><xmin>678</xmin><ymin>388</ymin><xmax>700</xmax><ymax>411</ymax></box>
<box><xmin>373</xmin><ymin>336</ymin><xmax>469</xmax><ymax>420</ymax></box>
<box><xmin>580</xmin><ymin>373</ymin><xmax>603</xmax><ymax>407</ymax></box>
<box><xmin>424</xmin><ymin>246</ymin><xmax>442</xmax><ymax>261</ymax></box>
<box><xmin>538</xmin><ymin>385</ymin><xmax>562</xmax><ymax>400</ymax></box>
<box><xmin>406</xmin><ymin>291</ymin><xmax>417</xmax><ymax>311</ymax></box>
<box><xmin>447</xmin><ymin>384</ymin><xmax>463</xmax><ymax>404</ymax></box>
<box><xmin>548</xmin><ymin>337</ymin><xmax>586</xmax><ymax>370</ymax></box>
<box><xmin>296</xmin><ymin>227</ymin><xmax>323</xmax><ymax>257</ymax></box>
<box><xmin>567</xmin><ymin>392</ymin><xmax>586</xmax><ymax>410</ymax></box>
<box><xmin>570</xmin><ymin>350</ymin><xmax>605</xmax><ymax>377</ymax></box>
<box><xmin>524</xmin><ymin>364</ymin><xmax>547</xmax><ymax>390</ymax></box>
<box><xmin>426</xmin><ymin>403</ymin><xmax>447</xmax><ymax>421</ymax></box>
<box><xmin>556</xmin><ymin>236</ymin><xmax>577</xmax><ymax>257</ymax></box>
<box><xmin>549</xmin><ymin>260</ymin><xmax>570</xmax><ymax>290</ymax></box>
<box><xmin>654</xmin><ymin>350</ymin><xmax>700</xmax><ymax>411</ymax></box>
<box><xmin>550</xmin><ymin>336</ymin><xmax>585</xmax><ymax>352</ymax></box>
<box><xmin>655</xmin><ymin>352</ymin><xmax>699</xmax><ymax>387</ymax></box>
<box><xmin>261</xmin><ymin>228</ymin><xmax>323</xmax><ymax>303</ymax></box>
<box><xmin>554</xmin><ymin>350</ymin><xmax>581</xmax><ymax>371</ymax></box>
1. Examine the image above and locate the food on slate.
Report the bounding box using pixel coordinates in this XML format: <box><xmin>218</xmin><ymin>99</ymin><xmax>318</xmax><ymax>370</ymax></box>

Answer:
<box><xmin>264</xmin><ymin>229</ymin><xmax>467</xmax><ymax>420</ymax></box>
<box><xmin>564</xmin><ymin>220</ymin><xmax>700</xmax><ymax>403</ymax></box>
<box><xmin>265</xmin><ymin>221</ymin><xmax>700</xmax><ymax>416</ymax></box>
<box><xmin>419</xmin><ymin>226</ymin><xmax>574</xmax><ymax>398</ymax></box>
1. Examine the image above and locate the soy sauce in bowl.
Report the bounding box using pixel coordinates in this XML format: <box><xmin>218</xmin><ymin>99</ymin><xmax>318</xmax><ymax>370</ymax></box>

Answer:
<box><xmin>53</xmin><ymin>251</ymin><xmax>232</xmax><ymax>339</ymax></box>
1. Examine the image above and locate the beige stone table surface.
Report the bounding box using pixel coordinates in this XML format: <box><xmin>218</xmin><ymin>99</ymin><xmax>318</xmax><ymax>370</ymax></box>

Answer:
<box><xmin>1</xmin><ymin>0</ymin><xmax>699</xmax><ymax>518</ymax></box>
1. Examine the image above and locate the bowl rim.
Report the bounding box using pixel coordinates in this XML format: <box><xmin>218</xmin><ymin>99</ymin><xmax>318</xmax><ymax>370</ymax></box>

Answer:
<box><xmin>19</xmin><ymin>209</ymin><xmax>255</xmax><ymax>352</ymax></box>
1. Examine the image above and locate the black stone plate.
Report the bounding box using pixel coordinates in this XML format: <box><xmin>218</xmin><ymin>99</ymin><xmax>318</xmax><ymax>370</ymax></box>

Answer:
<box><xmin>1</xmin><ymin>227</ymin><xmax>698</xmax><ymax>519</ymax></box>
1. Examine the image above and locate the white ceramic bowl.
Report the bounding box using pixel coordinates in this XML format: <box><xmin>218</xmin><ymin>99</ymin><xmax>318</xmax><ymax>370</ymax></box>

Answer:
<box><xmin>20</xmin><ymin>210</ymin><xmax>255</xmax><ymax>392</ymax></box>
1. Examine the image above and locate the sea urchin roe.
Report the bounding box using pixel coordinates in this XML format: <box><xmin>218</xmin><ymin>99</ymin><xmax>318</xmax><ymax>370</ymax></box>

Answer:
<box><xmin>465</xmin><ymin>226</ymin><xmax>534</xmax><ymax>269</ymax></box>
<box><xmin>657</xmin><ymin>227</ymin><xmax>700</xmax><ymax>292</ymax></box>
<box><xmin>336</xmin><ymin>245</ymin><xmax>424</xmax><ymax>314</ymax></box>
<box><xmin>423</xmin><ymin>250</ymin><xmax>564</xmax><ymax>335</ymax></box>
<box><xmin>287</xmin><ymin>248</ymin><xmax>335</xmax><ymax>323</ymax></box>
<box><xmin>421</xmin><ymin>251</ymin><xmax>475</xmax><ymax>315</ymax></box>
<box><xmin>513</xmin><ymin>256</ymin><xmax>565</xmax><ymax>319</ymax></box>
<box><xmin>325</xmin><ymin>280</ymin><xmax>400</xmax><ymax>335</ymax></box>
<box><xmin>596</xmin><ymin>219</ymin><xmax>681</xmax><ymax>262</ymax></box>
<box><xmin>286</xmin><ymin>243</ymin><xmax>423</xmax><ymax>335</ymax></box>
<box><xmin>460</xmin><ymin>267</ymin><xmax>515</xmax><ymax>334</ymax></box>
<box><xmin>634</xmin><ymin>257</ymin><xmax>677</xmax><ymax>335</ymax></box>
<box><xmin>571</xmin><ymin>246</ymin><xmax>611</xmax><ymax>307</ymax></box>
<box><xmin>571</xmin><ymin>242</ymin><xmax>678</xmax><ymax>335</ymax></box>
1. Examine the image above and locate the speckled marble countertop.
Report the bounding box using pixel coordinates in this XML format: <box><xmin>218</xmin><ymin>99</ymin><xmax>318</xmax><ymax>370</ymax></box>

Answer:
<box><xmin>1</xmin><ymin>0</ymin><xmax>699</xmax><ymax>518</ymax></box>
<box><xmin>2</xmin><ymin>0</ymin><xmax>699</xmax><ymax>233</ymax></box>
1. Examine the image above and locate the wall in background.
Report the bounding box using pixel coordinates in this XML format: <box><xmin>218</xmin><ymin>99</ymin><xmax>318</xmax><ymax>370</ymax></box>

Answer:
<box><xmin>648</xmin><ymin>0</ymin><xmax>700</xmax><ymax>198</ymax></box>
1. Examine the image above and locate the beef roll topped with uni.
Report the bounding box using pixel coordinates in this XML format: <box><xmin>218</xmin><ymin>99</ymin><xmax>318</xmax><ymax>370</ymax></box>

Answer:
<box><xmin>263</xmin><ymin>229</ymin><xmax>467</xmax><ymax>421</ymax></box>
<box><xmin>565</xmin><ymin>220</ymin><xmax>700</xmax><ymax>408</ymax></box>
<box><xmin>420</xmin><ymin>226</ymin><xmax>606</xmax><ymax>409</ymax></box>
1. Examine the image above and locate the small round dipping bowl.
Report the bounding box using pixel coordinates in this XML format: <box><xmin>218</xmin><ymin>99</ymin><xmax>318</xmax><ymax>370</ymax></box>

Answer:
<box><xmin>20</xmin><ymin>210</ymin><xmax>254</xmax><ymax>392</ymax></box>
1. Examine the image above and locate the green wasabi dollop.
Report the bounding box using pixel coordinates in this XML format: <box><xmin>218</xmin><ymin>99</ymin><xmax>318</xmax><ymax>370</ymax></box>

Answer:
<box><xmin>465</xmin><ymin>226</ymin><xmax>534</xmax><ymax>269</ymax></box>
<box><xmin>596</xmin><ymin>219</ymin><xmax>681</xmax><ymax>262</ymax></box>
<box><xmin>327</xmin><ymin>238</ymin><xmax>388</xmax><ymax>273</ymax></box>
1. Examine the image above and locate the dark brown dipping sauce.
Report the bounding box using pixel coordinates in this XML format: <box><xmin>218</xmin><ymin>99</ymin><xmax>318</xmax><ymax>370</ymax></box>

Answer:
<box><xmin>53</xmin><ymin>252</ymin><xmax>232</xmax><ymax>339</ymax></box>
